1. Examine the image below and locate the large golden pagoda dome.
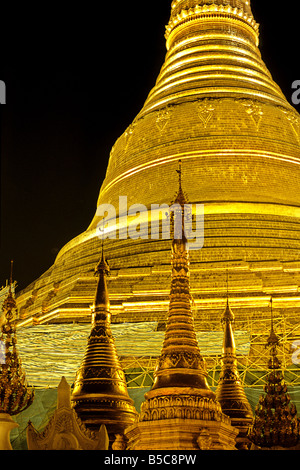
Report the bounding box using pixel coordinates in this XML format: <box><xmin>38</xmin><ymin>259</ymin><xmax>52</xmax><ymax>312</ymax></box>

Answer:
<box><xmin>88</xmin><ymin>0</ymin><xmax>299</xmax><ymax>217</ymax></box>
<box><xmin>16</xmin><ymin>0</ymin><xmax>300</xmax><ymax>390</ymax></box>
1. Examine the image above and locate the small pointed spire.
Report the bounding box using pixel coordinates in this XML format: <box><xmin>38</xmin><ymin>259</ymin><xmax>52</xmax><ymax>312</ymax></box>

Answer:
<box><xmin>248</xmin><ymin>301</ymin><xmax>299</xmax><ymax>448</ymax></box>
<box><xmin>9</xmin><ymin>260</ymin><xmax>13</xmax><ymax>289</ymax></box>
<box><xmin>221</xmin><ymin>298</ymin><xmax>236</xmax><ymax>355</ymax></box>
<box><xmin>216</xmin><ymin>295</ymin><xmax>253</xmax><ymax>449</ymax></box>
<box><xmin>176</xmin><ymin>160</ymin><xmax>183</xmax><ymax>198</ymax></box>
<box><xmin>267</xmin><ymin>298</ymin><xmax>279</xmax><ymax>349</ymax></box>
<box><xmin>221</xmin><ymin>271</ymin><xmax>235</xmax><ymax>354</ymax></box>
<box><xmin>3</xmin><ymin>261</ymin><xmax>16</xmax><ymax>313</ymax></box>
<box><xmin>71</xmin><ymin>244</ymin><xmax>137</xmax><ymax>440</ymax></box>
<box><xmin>149</xmin><ymin>161</ymin><xmax>210</xmax><ymax>393</ymax></box>
<box><xmin>57</xmin><ymin>376</ymin><xmax>71</xmax><ymax>409</ymax></box>
<box><xmin>177</xmin><ymin>159</ymin><xmax>182</xmax><ymax>184</ymax></box>
<box><xmin>93</xmin><ymin>246</ymin><xmax>110</xmax><ymax>313</ymax></box>
<box><xmin>173</xmin><ymin>159</ymin><xmax>188</xmax><ymax>207</ymax></box>
<box><xmin>170</xmin><ymin>160</ymin><xmax>189</xmax><ymax>244</ymax></box>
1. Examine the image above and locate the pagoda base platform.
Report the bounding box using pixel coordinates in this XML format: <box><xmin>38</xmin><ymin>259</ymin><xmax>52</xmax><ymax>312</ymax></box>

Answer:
<box><xmin>125</xmin><ymin>418</ymin><xmax>238</xmax><ymax>450</ymax></box>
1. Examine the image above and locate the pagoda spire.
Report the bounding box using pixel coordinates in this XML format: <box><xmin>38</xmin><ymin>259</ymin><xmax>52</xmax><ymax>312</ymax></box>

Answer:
<box><xmin>125</xmin><ymin>163</ymin><xmax>238</xmax><ymax>450</ymax></box>
<box><xmin>71</xmin><ymin>246</ymin><xmax>137</xmax><ymax>442</ymax></box>
<box><xmin>0</xmin><ymin>262</ymin><xmax>34</xmax><ymax>449</ymax></box>
<box><xmin>150</xmin><ymin>160</ymin><xmax>211</xmax><ymax>392</ymax></box>
<box><xmin>9</xmin><ymin>260</ymin><xmax>13</xmax><ymax>287</ymax></box>
<box><xmin>92</xmin><ymin>242</ymin><xmax>110</xmax><ymax>314</ymax></box>
<box><xmin>174</xmin><ymin>159</ymin><xmax>186</xmax><ymax>207</ymax></box>
<box><xmin>0</xmin><ymin>262</ymin><xmax>34</xmax><ymax>416</ymax></box>
<box><xmin>215</xmin><ymin>295</ymin><xmax>253</xmax><ymax>450</ymax></box>
<box><xmin>248</xmin><ymin>298</ymin><xmax>299</xmax><ymax>449</ymax></box>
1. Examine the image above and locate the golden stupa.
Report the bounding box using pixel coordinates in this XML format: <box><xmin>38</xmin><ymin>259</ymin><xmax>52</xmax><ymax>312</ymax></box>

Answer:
<box><xmin>248</xmin><ymin>301</ymin><xmax>299</xmax><ymax>449</ymax></box>
<box><xmin>71</xmin><ymin>250</ymin><xmax>138</xmax><ymax>439</ymax></box>
<box><xmin>16</xmin><ymin>0</ymin><xmax>300</xmax><ymax>387</ymax></box>
<box><xmin>215</xmin><ymin>298</ymin><xmax>253</xmax><ymax>449</ymax></box>
<box><xmin>125</xmin><ymin>164</ymin><xmax>238</xmax><ymax>450</ymax></box>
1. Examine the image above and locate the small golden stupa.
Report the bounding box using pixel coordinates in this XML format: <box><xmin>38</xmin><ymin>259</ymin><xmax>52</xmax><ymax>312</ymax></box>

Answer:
<box><xmin>248</xmin><ymin>300</ymin><xmax>299</xmax><ymax>449</ymax></box>
<box><xmin>71</xmin><ymin>249</ymin><xmax>137</xmax><ymax>441</ymax></box>
<box><xmin>215</xmin><ymin>298</ymin><xmax>253</xmax><ymax>450</ymax></box>
<box><xmin>125</xmin><ymin>163</ymin><xmax>238</xmax><ymax>450</ymax></box>
<box><xmin>0</xmin><ymin>263</ymin><xmax>34</xmax><ymax>416</ymax></box>
<box><xmin>0</xmin><ymin>263</ymin><xmax>34</xmax><ymax>450</ymax></box>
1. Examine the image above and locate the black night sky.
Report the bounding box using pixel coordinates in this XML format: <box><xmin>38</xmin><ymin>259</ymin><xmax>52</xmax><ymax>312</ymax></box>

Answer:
<box><xmin>0</xmin><ymin>1</ymin><xmax>299</xmax><ymax>292</ymax></box>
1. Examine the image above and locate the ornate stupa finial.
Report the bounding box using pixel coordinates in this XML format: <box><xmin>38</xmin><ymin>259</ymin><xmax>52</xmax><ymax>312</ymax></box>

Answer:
<box><xmin>170</xmin><ymin>160</ymin><xmax>189</xmax><ymax>244</ymax></box>
<box><xmin>216</xmin><ymin>283</ymin><xmax>253</xmax><ymax>450</ymax></box>
<box><xmin>248</xmin><ymin>298</ymin><xmax>299</xmax><ymax>449</ymax></box>
<box><xmin>126</xmin><ymin>163</ymin><xmax>238</xmax><ymax>450</ymax></box>
<box><xmin>71</xmin><ymin>244</ymin><xmax>137</xmax><ymax>443</ymax></box>
<box><xmin>0</xmin><ymin>263</ymin><xmax>34</xmax><ymax>416</ymax></box>
<box><xmin>172</xmin><ymin>159</ymin><xmax>188</xmax><ymax>208</ymax></box>
<box><xmin>267</xmin><ymin>297</ymin><xmax>279</xmax><ymax>353</ymax></box>
<box><xmin>9</xmin><ymin>260</ymin><xmax>13</xmax><ymax>288</ymax></box>
<box><xmin>177</xmin><ymin>159</ymin><xmax>182</xmax><ymax>186</ymax></box>
<box><xmin>175</xmin><ymin>159</ymin><xmax>183</xmax><ymax>200</ymax></box>
<box><xmin>3</xmin><ymin>261</ymin><xmax>16</xmax><ymax>314</ymax></box>
<box><xmin>149</xmin><ymin>160</ymin><xmax>210</xmax><ymax>393</ymax></box>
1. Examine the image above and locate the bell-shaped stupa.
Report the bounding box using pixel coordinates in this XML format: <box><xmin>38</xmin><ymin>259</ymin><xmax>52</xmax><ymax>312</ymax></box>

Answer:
<box><xmin>248</xmin><ymin>300</ymin><xmax>299</xmax><ymax>449</ymax></box>
<box><xmin>71</xmin><ymin>249</ymin><xmax>138</xmax><ymax>440</ymax></box>
<box><xmin>125</xmin><ymin>164</ymin><xmax>238</xmax><ymax>450</ymax></box>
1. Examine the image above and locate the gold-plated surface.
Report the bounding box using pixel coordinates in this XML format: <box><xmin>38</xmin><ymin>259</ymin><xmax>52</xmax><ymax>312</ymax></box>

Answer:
<box><xmin>147</xmin><ymin>162</ymin><xmax>213</xmax><ymax>395</ymax></box>
<box><xmin>138</xmin><ymin>165</ymin><xmax>228</xmax><ymax>422</ymax></box>
<box><xmin>71</xmin><ymin>250</ymin><xmax>137</xmax><ymax>436</ymax></box>
<box><xmin>248</xmin><ymin>301</ymin><xmax>299</xmax><ymax>449</ymax></box>
<box><xmin>215</xmin><ymin>299</ymin><xmax>253</xmax><ymax>449</ymax></box>
<box><xmin>15</xmin><ymin>0</ymin><xmax>300</xmax><ymax>387</ymax></box>
<box><xmin>0</xmin><ymin>265</ymin><xmax>34</xmax><ymax>416</ymax></box>
<box><xmin>125</xmin><ymin>167</ymin><xmax>238</xmax><ymax>449</ymax></box>
<box><xmin>126</xmin><ymin>418</ymin><xmax>238</xmax><ymax>450</ymax></box>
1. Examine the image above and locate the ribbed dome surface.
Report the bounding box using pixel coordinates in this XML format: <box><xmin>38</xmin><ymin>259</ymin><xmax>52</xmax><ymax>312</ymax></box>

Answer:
<box><xmin>88</xmin><ymin>0</ymin><xmax>299</xmax><ymax>226</ymax></box>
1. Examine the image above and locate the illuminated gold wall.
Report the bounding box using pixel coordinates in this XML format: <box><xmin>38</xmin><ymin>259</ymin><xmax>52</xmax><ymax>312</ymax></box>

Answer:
<box><xmin>16</xmin><ymin>0</ymin><xmax>300</xmax><ymax>368</ymax></box>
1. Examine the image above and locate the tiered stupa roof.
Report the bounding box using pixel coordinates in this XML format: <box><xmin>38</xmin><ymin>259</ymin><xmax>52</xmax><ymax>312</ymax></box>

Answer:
<box><xmin>71</xmin><ymin>250</ymin><xmax>137</xmax><ymax>439</ymax></box>
<box><xmin>216</xmin><ymin>298</ymin><xmax>253</xmax><ymax>449</ymax></box>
